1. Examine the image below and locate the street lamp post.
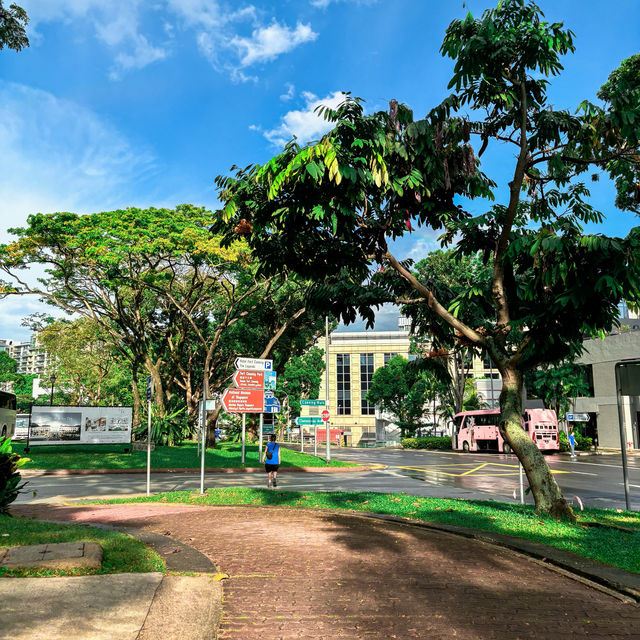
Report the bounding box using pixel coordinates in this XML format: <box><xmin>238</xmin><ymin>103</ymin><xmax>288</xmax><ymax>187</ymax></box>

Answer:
<box><xmin>49</xmin><ymin>374</ymin><xmax>56</xmax><ymax>406</ymax></box>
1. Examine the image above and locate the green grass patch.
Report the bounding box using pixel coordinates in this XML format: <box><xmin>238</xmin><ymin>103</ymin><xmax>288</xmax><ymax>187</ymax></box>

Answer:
<box><xmin>12</xmin><ymin>441</ymin><xmax>355</xmax><ymax>471</ymax></box>
<box><xmin>0</xmin><ymin>515</ymin><xmax>165</xmax><ymax>578</ymax></box>
<box><xmin>95</xmin><ymin>487</ymin><xmax>640</xmax><ymax>575</ymax></box>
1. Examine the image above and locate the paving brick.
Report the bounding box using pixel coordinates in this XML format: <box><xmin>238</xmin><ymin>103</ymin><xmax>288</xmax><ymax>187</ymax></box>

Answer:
<box><xmin>15</xmin><ymin>503</ymin><xmax>640</xmax><ymax>639</ymax></box>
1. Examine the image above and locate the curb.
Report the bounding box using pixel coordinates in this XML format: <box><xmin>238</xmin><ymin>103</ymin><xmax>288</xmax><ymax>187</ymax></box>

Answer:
<box><xmin>21</xmin><ymin>464</ymin><xmax>378</xmax><ymax>477</ymax></box>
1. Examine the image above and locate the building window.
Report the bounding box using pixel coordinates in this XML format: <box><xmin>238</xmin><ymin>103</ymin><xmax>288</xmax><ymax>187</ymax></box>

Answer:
<box><xmin>384</xmin><ymin>353</ymin><xmax>398</xmax><ymax>365</ymax></box>
<box><xmin>360</xmin><ymin>353</ymin><xmax>375</xmax><ymax>415</ymax></box>
<box><xmin>336</xmin><ymin>354</ymin><xmax>351</xmax><ymax>415</ymax></box>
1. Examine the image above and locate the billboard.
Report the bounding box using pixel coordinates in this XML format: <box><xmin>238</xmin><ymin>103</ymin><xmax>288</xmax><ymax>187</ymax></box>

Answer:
<box><xmin>29</xmin><ymin>406</ymin><xmax>133</xmax><ymax>446</ymax></box>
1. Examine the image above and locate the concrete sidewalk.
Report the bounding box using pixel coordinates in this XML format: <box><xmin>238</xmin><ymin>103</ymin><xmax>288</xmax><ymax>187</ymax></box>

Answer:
<box><xmin>9</xmin><ymin>502</ymin><xmax>640</xmax><ymax>639</ymax></box>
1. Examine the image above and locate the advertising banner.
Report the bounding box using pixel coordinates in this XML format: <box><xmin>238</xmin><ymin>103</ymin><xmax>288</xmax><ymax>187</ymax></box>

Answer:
<box><xmin>29</xmin><ymin>406</ymin><xmax>133</xmax><ymax>446</ymax></box>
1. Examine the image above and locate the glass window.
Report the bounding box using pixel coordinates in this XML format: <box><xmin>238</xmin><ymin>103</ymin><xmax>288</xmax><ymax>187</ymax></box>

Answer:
<box><xmin>360</xmin><ymin>353</ymin><xmax>375</xmax><ymax>415</ymax></box>
<box><xmin>384</xmin><ymin>353</ymin><xmax>398</xmax><ymax>365</ymax></box>
<box><xmin>336</xmin><ymin>354</ymin><xmax>351</xmax><ymax>415</ymax></box>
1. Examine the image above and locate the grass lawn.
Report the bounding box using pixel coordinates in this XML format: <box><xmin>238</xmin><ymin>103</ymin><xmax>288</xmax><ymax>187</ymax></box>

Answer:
<box><xmin>11</xmin><ymin>441</ymin><xmax>355</xmax><ymax>470</ymax></box>
<box><xmin>96</xmin><ymin>487</ymin><xmax>640</xmax><ymax>575</ymax></box>
<box><xmin>0</xmin><ymin>515</ymin><xmax>165</xmax><ymax>578</ymax></box>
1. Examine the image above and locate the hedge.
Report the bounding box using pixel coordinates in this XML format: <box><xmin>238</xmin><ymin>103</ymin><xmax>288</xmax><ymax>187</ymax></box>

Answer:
<box><xmin>558</xmin><ymin>430</ymin><xmax>592</xmax><ymax>452</ymax></box>
<box><xmin>401</xmin><ymin>436</ymin><xmax>452</xmax><ymax>450</ymax></box>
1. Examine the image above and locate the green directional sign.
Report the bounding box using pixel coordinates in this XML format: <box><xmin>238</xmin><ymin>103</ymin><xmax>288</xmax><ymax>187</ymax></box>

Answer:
<box><xmin>300</xmin><ymin>399</ymin><xmax>326</xmax><ymax>406</ymax></box>
<box><xmin>296</xmin><ymin>416</ymin><xmax>323</xmax><ymax>426</ymax></box>
<box><xmin>262</xmin><ymin>425</ymin><xmax>275</xmax><ymax>434</ymax></box>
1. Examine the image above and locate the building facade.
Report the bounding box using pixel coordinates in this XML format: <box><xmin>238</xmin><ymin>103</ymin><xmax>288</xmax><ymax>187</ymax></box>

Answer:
<box><xmin>301</xmin><ymin>329</ymin><xmax>412</xmax><ymax>445</ymax></box>
<box><xmin>0</xmin><ymin>336</ymin><xmax>49</xmax><ymax>376</ymax></box>
<box><xmin>573</xmin><ymin>331</ymin><xmax>640</xmax><ymax>449</ymax></box>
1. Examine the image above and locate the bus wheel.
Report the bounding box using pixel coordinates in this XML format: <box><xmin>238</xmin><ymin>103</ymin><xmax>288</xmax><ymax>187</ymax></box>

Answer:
<box><xmin>462</xmin><ymin>441</ymin><xmax>470</xmax><ymax>453</ymax></box>
<box><xmin>503</xmin><ymin>443</ymin><xmax>512</xmax><ymax>454</ymax></box>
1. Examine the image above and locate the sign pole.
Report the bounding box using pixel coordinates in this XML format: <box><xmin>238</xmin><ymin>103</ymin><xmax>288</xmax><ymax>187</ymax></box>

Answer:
<box><xmin>241</xmin><ymin>413</ymin><xmax>246</xmax><ymax>465</ymax></box>
<box><xmin>615</xmin><ymin>362</ymin><xmax>632</xmax><ymax>511</ymax></box>
<box><xmin>314</xmin><ymin>422</ymin><xmax>318</xmax><ymax>457</ymax></box>
<box><xmin>259</xmin><ymin>413</ymin><xmax>264</xmax><ymax>463</ymax></box>
<box><xmin>200</xmin><ymin>380</ymin><xmax>206</xmax><ymax>495</ymax></box>
<box><xmin>519</xmin><ymin>463</ymin><xmax>525</xmax><ymax>504</ymax></box>
<box><xmin>146</xmin><ymin>375</ymin><xmax>152</xmax><ymax>497</ymax></box>
<box><xmin>325</xmin><ymin>316</ymin><xmax>330</xmax><ymax>462</ymax></box>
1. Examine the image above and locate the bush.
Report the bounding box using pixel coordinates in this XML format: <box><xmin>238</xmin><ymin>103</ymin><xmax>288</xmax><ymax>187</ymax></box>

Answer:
<box><xmin>558</xmin><ymin>430</ymin><xmax>593</xmax><ymax>452</ymax></box>
<box><xmin>0</xmin><ymin>437</ymin><xmax>28</xmax><ymax>514</ymax></box>
<box><xmin>402</xmin><ymin>436</ymin><xmax>452</xmax><ymax>450</ymax></box>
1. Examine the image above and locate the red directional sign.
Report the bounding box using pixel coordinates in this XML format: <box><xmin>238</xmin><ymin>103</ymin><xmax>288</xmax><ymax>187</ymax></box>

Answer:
<box><xmin>321</xmin><ymin>410</ymin><xmax>330</xmax><ymax>422</ymax></box>
<box><xmin>221</xmin><ymin>388</ymin><xmax>264</xmax><ymax>413</ymax></box>
<box><xmin>233</xmin><ymin>370</ymin><xmax>264</xmax><ymax>389</ymax></box>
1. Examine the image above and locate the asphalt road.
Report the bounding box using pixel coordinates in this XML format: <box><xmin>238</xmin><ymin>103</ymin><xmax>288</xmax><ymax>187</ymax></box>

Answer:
<box><xmin>14</xmin><ymin>447</ymin><xmax>640</xmax><ymax>511</ymax></box>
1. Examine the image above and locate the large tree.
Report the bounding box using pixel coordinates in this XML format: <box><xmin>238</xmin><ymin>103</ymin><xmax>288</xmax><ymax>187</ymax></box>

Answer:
<box><xmin>0</xmin><ymin>1</ymin><xmax>28</xmax><ymax>52</ymax></box>
<box><xmin>0</xmin><ymin>206</ymin><xmax>322</xmax><ymax>444</ymax></box>
<box><xmin>214</xmin><ymin>1</ymin><xmax>640</xmax><ymax>518</ymax></box>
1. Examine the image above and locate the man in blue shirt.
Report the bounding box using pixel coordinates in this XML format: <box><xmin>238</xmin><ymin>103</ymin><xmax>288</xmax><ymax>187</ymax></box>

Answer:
<box><xmin>263</xmin><ymin>434</ymin><xmax>281</xmax><ymax>488</ymax></box>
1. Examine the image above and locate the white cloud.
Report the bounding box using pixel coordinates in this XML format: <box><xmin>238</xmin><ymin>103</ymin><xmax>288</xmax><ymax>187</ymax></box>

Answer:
<box><xmin>406</xmin><ymin>233</ymin><xmax>441</xmax><ymax>261</ymax></box>
<box><xmin>230</xmin><ymin>21</ymin><xmax>316</xmax><ymax>67</ymax></box>
<box><xmin>22</xmin><ymin>0</ymin><xmax>168</xmax><ymax>79</ymax></box>
<box><xmin>22</xmin><ymin>1</ymin><xmax>315</xmax><ymax>81</ymax></box>
<box><xmin>280</xmin><ymin>82</ymin><xmax>295</xmax><ymax>101</ymax></box>
<box><xmin>0</xmin><ymin>80</ymin><xmax>157</xmax><ymax>338</ymax></box>
<box><xmin>264</xmin><ymin>90</ymin><xmax>346</xmax><ymax>147</ymax></box>
<box><xmin>310</xmin><ymin>0</ymin><xmax>377</xmax><ymax>8</ymax></box>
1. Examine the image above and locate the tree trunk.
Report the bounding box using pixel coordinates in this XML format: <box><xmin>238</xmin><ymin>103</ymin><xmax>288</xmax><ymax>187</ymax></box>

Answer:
<box><xmin>499</xmin><ymin>367</ymin><xmax>575</xmax><ymax>521</ymax></box>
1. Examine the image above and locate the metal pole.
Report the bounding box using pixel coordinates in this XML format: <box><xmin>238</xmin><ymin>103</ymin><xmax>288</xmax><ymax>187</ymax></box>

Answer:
<box><xmin>314</xmin><ymin>423</ymin><xmax>318</xmax><ymax>457</ymax></box>
<box><xmin>146</xmin><ymin>399</ymin><xmax>151</xmax><ymax>497</ymax></box>
<box><xmin>489</xmin><ymin>360</ymin><xmax>495</xmax><ymax>409</ymax></box>
<box><xmin>615</xmin><ymin>363</ymin><xmax>632</xmax><ymax>511</ymax></box>
<box><xmin>241</xmin><ymin>413</ymin><xmax>246</xmax><ymax>465</ymax></box>
<box><xmin>325</xmin><ymin>316</ymin><xmax>330</xmax><ymax>462</ymax></box>
<box><xmin>196</xmin><ymin>400</ymin><xmax>200</xmax><ymax>457</ymax></box>
<box><xmin>200</xmin><ymin>383</ymin><xmax>206</xmax><ymax>495</ymax></box>
<box><xmin>259</xmin><ymin>413</ymin><xmax>264</xmax><ymax>463</ymax></box>
<box><xmin>519</xmin><ymin>463</ymin><xmax>524</xmax><ymax>504</ymax></box>
<box><xmin>300</xmin><ymin>423</ymin><xmax>304</xmax><ymax>453</ymax></box>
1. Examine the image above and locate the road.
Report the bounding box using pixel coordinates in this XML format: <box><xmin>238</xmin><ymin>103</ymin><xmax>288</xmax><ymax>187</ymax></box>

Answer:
<box><xmin>14</xmin><ymin>447</ymin><xmax>640</xmax><ymax>511</ymax></box>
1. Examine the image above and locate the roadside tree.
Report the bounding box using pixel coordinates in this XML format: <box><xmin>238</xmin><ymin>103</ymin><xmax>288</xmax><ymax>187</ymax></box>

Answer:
<box><xmin>213</xmin><ymin>2</ymin><xmax>640</xmax><ymax>518</ymax></box>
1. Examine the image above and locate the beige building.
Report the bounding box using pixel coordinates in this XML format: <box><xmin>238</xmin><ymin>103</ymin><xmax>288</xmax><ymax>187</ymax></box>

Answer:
<box><xmin>301</xmin><ymin>329</ymin><xmax>412</xmax><ymax>445</ymax></box>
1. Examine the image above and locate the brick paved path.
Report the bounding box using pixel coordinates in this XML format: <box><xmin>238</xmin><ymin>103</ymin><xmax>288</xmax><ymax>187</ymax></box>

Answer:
<box><xmin>14</xmin><ymin>503</ymin><xmax>640</xmax><ymax>639</ymax></box>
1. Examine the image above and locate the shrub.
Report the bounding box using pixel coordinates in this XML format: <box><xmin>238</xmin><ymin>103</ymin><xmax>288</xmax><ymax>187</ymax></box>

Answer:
<box><xmin>402</xmin><ymin>436</ymin><xmax>452</xmax><ymax>450</ymax></box>
<box><xmin>0</xmin><ymin>437</ymin><xmax>28</xmax><ymax>514</ymax></box>
<box><xmin>558</xmin><ymin>430</ymin><xmax>593</xmax><ymax>452</ymax></box>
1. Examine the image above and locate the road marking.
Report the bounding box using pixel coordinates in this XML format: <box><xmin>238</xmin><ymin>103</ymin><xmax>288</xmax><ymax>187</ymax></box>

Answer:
<box><xmin>619</xmin><ymin>483</ymin><xmax>640</xmax><ymax>489</ymax></box>
<box><xmin>393</xmin><ymin>463</ymin><xmax>568</xmax><ymax>477</ymax></box>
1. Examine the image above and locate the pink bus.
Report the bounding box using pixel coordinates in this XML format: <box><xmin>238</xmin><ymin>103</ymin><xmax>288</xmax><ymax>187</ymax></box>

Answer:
<box><xmin>452</xmin><ymin>408</ymin><xmax>559</xmax><ymax>453</ymax></box>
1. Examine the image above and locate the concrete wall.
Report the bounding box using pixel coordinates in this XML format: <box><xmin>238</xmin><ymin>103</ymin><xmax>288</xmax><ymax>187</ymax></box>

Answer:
<box><xmin>575</xmin><ymin>332</ymin><xmax>640</xmax><ymax>449</ymax></box>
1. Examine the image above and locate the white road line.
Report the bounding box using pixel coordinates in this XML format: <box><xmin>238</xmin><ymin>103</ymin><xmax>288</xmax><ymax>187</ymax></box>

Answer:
<box><xmin>618</xmin><ymin>483</ymin><xmax>640</xmax><ymax>489</ymax></box>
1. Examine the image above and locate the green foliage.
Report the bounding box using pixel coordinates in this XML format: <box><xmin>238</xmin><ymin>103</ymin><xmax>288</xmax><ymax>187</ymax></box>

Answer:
<box><xmin>527</xmin><ymin>361</ymin><xmax>591</xmax><ymax>417</ymax></box>
<box><xmin>0</xmin><ymin>350</ymin><xmax>17</xmax><ymax>381</ymax></box>
<box><xmin>0</xmin><ymin>1</ymin><xmax>29</xmax><ymax>52</ymax></box>
<box><xmin>462</xmin><ymin>379</ymin><xmax>487</xmax><ymax>411</ymax></box>
<box><xmin>276</xmin><ymin>346</ymin><xmax>325</xmax><ymax>417</ymax></box>
<box><xmin>558</xmin><ymin>430</ymin><xmax>593</xmax><ymax>452</ymax></box>
<box><xmin>401</xmin><ymin>436</ymin><xmax>452</xmax><ymax>450</ymax></box>
<box><xmin>366</xmin><ymin>356</ymin><xmax>433</xmax><ymax>436</ymax></box>
<box><xmin>0</xmin><ymin>437</ymin><xmax>28</xmax><ymax>513</ymax></box>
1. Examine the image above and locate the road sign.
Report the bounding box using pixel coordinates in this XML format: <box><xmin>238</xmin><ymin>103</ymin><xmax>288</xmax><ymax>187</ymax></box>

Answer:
<box><xmin>264</xmin><ymin>391</ymin><xmax>281</xmax><ymax>413</ymax></box>
<box><xmin>233</xmin><ymin>369</ymin><xmax>277</xmax><ymax>390</ymax></box>
<box><xmin>567</xmin><ymin>413</ymin><xmax>589</xmax><ymax>422</ymax></box>
<box><xmin>321</xmin><ymin>409</ymin><xmax>330</xmax><ymax>422</ymax></box>
<box><xmin>205</xmin><ymin>399</ymin><xmax>216</xmax><ymax>411</ymax></box>
<box><xmin>301</xmin><ymin>399</ymin><xmax>326</xmax><ymax>407</ymax></box>
<box><xmin>221</xmin><ymin>388</ymin><xmax>264</xmax><ymax>413</ymax></box>
<box><xmin>146</xmin><ymin>376</ymin><xmax>153</xmax><ymax>400</ymax></box>
<box><xmin>567</xmin><ymin>413</ymin><xmax>573</xmax><ymax>421</ymax></box>
<box><xmin>296</xmin><ymin>416</ymin><xmax>323</xmax><ymax>426</ymax></box>
<box><xmin>262</xmin><ymin>425</ymin><xmax>275</xmax><ymax>434</ymax></box>
<box><xmin>234</xmin><ymin>357</ymin><xmax>273</xmax><ymax>371</ymax></box>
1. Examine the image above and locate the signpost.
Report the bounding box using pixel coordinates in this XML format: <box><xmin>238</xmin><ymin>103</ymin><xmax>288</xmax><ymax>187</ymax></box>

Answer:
<box><xmin>146</xmin><ymin>376</ymin><xmax>152</xmax><ymax>497</ymax></box>
<box><xmin>221</xmin><ymin>388</ymin><xmax>265</xmax><ymax>413</ymax></box>
<box><xmin>301</xmin><ymin>399</ymin><xmax>326</xmax><ymax>407</ymax></box>
<box><xmin>228</xmin><ymin>356</ymin><xmax>282</xmax><ymax>465</ymax></box>
<box><xmin>234</xmin><ymin>357</ymin><xmax>273</xmax><ymax>371</ymax></box>
<box><xmin>321</xmin><ymin>410</ymin><xmax>330</xmax><ymax>422</ymax></box>
<box><xmin>296</xmin><ymin>416</ymin><xmax>323</xmax><ymax>426</ymax></box>
<box><xmin>567</xmin><ymin>413</ymin><xmax>589</xmax><ymax>422</ymax></box>
<box><xmin>233</xmin><ymin>370</ymin><xmax>276</xmax><ymax>390</ymax></box>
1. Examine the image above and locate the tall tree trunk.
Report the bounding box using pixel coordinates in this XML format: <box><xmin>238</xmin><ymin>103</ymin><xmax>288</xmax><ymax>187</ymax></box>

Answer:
<box><xmin>499</xmin><ymin>367</ymin><xmax>575</xmax><ymax>521</ymax></box>
<box><xmin>131</xmin><ymin>361</ymin><xmax>142</xmax><ymax>430</ymax></box>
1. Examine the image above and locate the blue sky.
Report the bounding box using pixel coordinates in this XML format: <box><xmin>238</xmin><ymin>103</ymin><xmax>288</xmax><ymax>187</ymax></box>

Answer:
<box><xmin>0</xmin><ymin>0</ymin><xmax>638</xmax><ymax>339</ymax></box>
